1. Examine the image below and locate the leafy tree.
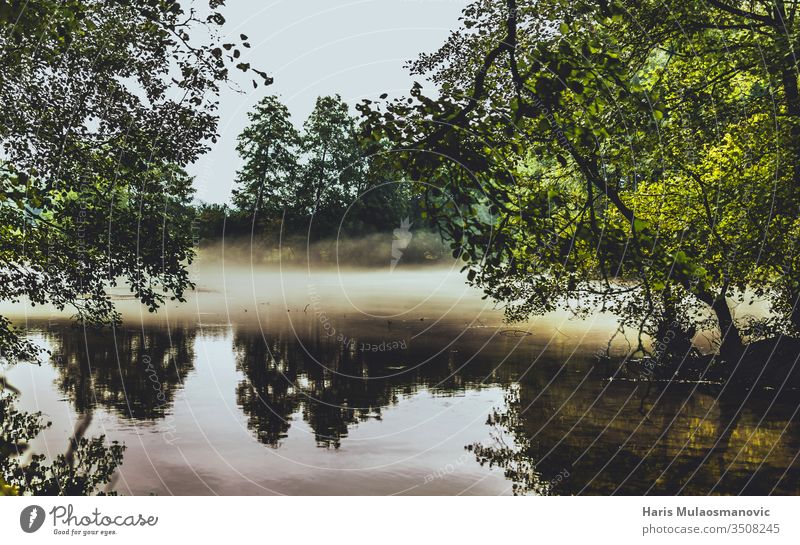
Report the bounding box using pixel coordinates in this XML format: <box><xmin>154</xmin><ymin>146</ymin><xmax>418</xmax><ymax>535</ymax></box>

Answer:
<box><xmin>1</xmin><ymin>0</ymin><xmax>270</xmax><ymax>493</ymax></box>
<box><xmin>361</xmin><ymin>0</ymin><xmax>800</xmax><ymax>370</ymax></box>
<box><xmin>297</xmin><ymin>95</ymin><xmax>366</xmax><ymax>231</ymax></box>
<box><xmin>0</xmin><ymin>0</ymin><xmax>270</xmax><ymax>364</ymax></box>
<box><xmin>231</xmin><ymin>96</ymin><xmax>301</xmax><ymax>227</ymax></box>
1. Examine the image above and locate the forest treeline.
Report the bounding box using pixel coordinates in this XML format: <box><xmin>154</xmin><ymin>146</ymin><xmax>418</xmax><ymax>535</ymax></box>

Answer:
<box><xmin>192</xmin><ymin>94</ymin><xmax>448</xmax><ymax>264</ymax></box>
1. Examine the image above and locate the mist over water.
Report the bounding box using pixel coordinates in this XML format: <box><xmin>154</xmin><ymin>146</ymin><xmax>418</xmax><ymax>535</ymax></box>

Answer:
<box><xmin>199</xmin><ymin>230</ymin><xmax>453</xmax><ymax>269</ymax></box>
<box><xmin>4</xmin><ymin>245</ymin><xmax>799</xmax><ymax>495</ymax></box>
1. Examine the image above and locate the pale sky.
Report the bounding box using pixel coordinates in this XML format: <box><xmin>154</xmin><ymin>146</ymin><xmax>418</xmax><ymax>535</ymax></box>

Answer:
<box><xmin>190</xmin><ymin>0</ymin><xmax>468</xmax><ymax>204</ymax></box>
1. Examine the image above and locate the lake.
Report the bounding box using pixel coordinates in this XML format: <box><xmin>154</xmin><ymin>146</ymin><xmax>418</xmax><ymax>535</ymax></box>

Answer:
<box><xmin>4</xmin><ymin>258</ymin><xmax>799</xmax><ymax>495</ymax></box>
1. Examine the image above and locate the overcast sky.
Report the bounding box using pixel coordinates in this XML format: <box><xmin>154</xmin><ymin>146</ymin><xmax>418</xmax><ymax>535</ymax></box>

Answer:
<box><xmin>190</xmin><ymin>0</ymin><xmax>467</xmax><ymax>204</ymax></box>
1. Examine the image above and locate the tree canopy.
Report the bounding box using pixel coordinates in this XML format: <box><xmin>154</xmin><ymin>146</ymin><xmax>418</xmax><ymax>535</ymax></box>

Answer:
<box><xmin>0</xmin><ymin>0</ymin><xmax>269</xmax><ymax>363</ymax></box>
<box><xmin>1</xmin><ymin>0</ymin><xmax>270</xmax><ymax>495</ymax></box>
<box><xmin>361</xmin><ymin>0</ymin><xmax>800</xmax><ymax>367</ymax></box>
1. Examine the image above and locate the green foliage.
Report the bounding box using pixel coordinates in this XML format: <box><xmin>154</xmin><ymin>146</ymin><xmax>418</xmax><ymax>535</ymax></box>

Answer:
<box><xmin>1</xmin><ymin>393</ymin><xmax>124</xmax><ymax>495</ymax></box>
<box><xmin>231</xmin><ymin>94</ymin><xmax>417</xmax><ymax>241</ymax></box>
<box><xmin>232</xmin><ymin>96</ymin><xmax>301</xmax><ymax>220</ymax></box>
<box><xmin>300</xmin><ymin>95</ymin><xmax>365</xmax><ymax>220</ymax></box>
<box><xmin>0</xmin><ymin>0</ymin><xmax>268</xmax><ymax>365</ymax></box>
<box><xmin>0</xmin><ymin>0</ymin><xmax>269</xmax><ymax>494</ymax></box>
<box><xmin>362</xmin><ymin>0</ymin><xmax>800</xmax><ymax>355</ymax></box>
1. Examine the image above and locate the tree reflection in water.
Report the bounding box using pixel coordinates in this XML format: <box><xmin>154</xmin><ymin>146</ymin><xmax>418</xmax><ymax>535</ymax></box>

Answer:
<box><xmin>46</xmin><ymin>323</ymin><xmax>196</xmax><ymax>420</ymax></box>
<box><xmin>233</xmin><ymin>324</ymin><xmax>520</xmax><ymax>448</ymax></box>
<box><xmin>28</xmin><ymin>319</ymin><xmax>800</xmax><ymax>495</ymax></box>
<box><xmin>470</xmin><ymin>367</ymin><xmax>800</xmax><ymax>495</ymax></box>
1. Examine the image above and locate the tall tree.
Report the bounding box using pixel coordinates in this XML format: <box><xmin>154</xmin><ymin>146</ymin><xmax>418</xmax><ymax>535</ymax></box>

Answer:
<box><xmin>232</xmin><ymin>94</ymin><xmax>416</xmax><ymax>239</ymax></box>
<box><xmin>231</xmin><ymin>96</ymin><xmax>300</xmax><ymax>226</ymax></box>
<box><xmin>299</xmin><ymin>95</ymin><xmax>365</xmax><ymax>224</ymax></box>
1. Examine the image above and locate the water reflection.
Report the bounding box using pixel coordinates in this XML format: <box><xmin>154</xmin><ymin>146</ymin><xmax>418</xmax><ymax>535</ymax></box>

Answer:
<box><xmin>46</xmin><ymin>323</ymin><xmax>196</xmax><ymax>420</ymax></box>
<box><xmin>233</xmin><ymin>322</ymin><xmax>521</xmax><ymax>448</ymax></box>
<box><xmin>22</xmin><ymin>317</ymin><xmax>800</xmax><ymax>495</ymax></box>
<box><xmin>472</xmin><ymin>365</ymin><xmax>800</xmax><ymax>495</ymax></box>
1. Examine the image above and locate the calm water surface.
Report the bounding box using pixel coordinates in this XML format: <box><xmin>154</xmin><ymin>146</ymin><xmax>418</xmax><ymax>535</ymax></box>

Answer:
<box><xmin>5</xmin><ymin>264</ymin><xmax>800</xmax><ymax>495</ymax></box>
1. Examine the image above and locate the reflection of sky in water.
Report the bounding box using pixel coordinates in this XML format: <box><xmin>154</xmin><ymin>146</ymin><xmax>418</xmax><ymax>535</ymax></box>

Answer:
<box><xmin>5</xmin><ymin>265</ymin><xmax>800</xmax><ymax>495</ymax></box>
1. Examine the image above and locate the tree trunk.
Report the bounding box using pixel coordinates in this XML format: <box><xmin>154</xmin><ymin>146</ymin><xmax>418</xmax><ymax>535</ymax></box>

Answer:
<box><xmin>694</xmin><ymin>284</ymin><xmax>744</xmax><ymax>362</ymax></box>
<box><xmin>711</xmin><ymin>294</ymin><xmax>744</xmax><ymax>362</ymax></box>
<box><xmin>776</xmin><ymin>0</ymin><xmax>800</xmax><ymax>189</ymax></box>
<box><xmin>780</xmin><ymin>62</ymin><xmax>800</xmax><ymax>188</ymax></box>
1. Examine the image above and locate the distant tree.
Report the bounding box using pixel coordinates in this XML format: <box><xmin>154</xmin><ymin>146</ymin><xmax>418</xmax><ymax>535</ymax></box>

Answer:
<box><xmin>194</xmin><ymin>202</ymin><xmax>232</xmax><ymax>242</ymax></box>
<box><xmin>232</xmin><ymin>94</ymin><xmax>418</xmax><ymax>240</ymax></box>
<box><xmin>298</xmin><ymin>95</ymin><xmax>366</xmax><ymax>231</ymax></box>
<box><xmin>231</xmin><ymin>96</ymin><xmax>301</xmax><ymax>228</ymax></box>
<box><xmin>193</xmin><ymin>202</ymin><xmax>250</xmax><ymax>242</ymax></box>
<box><xmin>345</xmin><ymin>178</ymin><xmax>414</xmax><ymax>234</ymax></box>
